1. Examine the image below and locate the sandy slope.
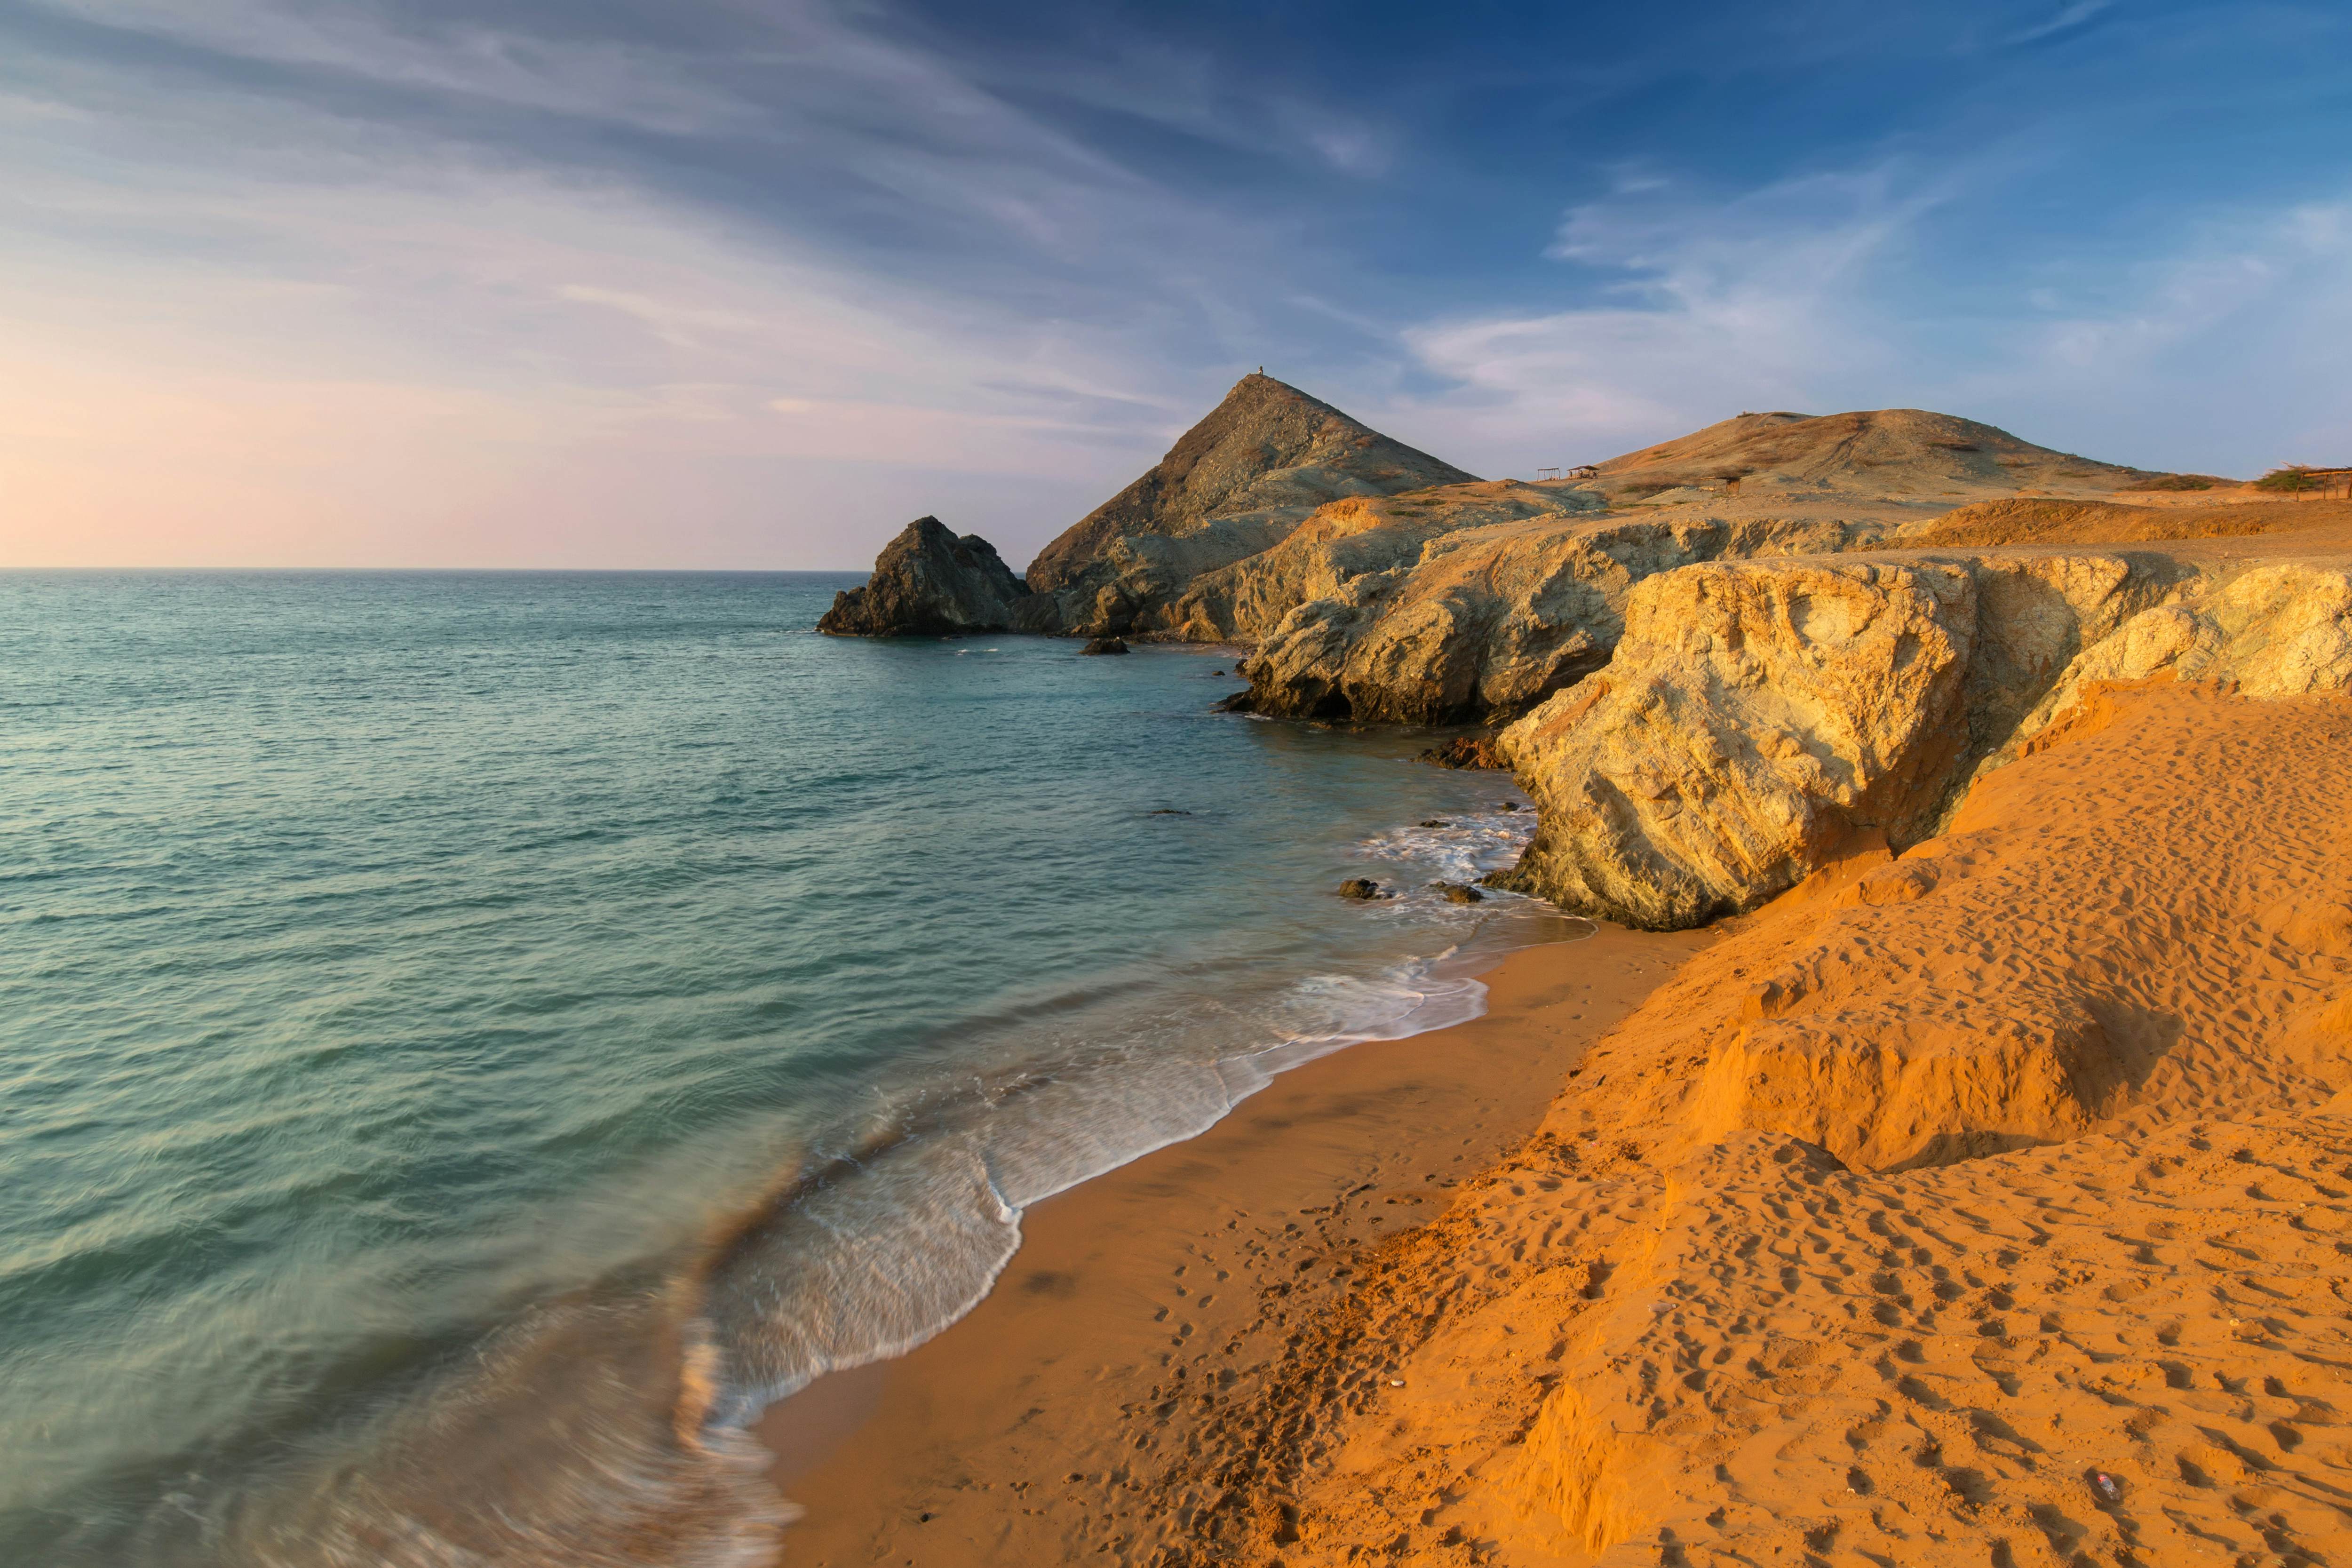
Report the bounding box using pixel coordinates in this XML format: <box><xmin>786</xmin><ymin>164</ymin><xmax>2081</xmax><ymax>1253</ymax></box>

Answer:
<box><xmin>764</xmin><ymin>923</ymin><xmax>1714</xmax><ymax>1566</ymax></box>
<box><xmin>763</xmin><ymin>683</ymin><xmax>2352</xmax><ymax>1568</ymax></box>
<box><xmin>1899</xmin><ymin>496</ymin><xmax>2352</xmax><ymax>549</ymax></box>
<box><xmin>1120</xmin><ymin>680</ymin><xmax>2352</xmax><ymax>1567</ymax></box>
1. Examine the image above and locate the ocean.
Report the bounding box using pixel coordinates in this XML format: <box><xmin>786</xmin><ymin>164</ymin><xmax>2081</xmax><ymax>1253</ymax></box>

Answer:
<box><xmin>0</xmin><ymin>571</ymin><xmax>1569</xmax><ymax>1565</ymax></box>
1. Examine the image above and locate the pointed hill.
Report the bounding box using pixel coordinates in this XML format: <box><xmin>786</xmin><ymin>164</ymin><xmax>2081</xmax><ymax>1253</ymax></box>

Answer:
<box><xmin>1587</xmin><ymin>408</ymin><xmax>2147</xmax><ymax>502</ymax></box>
<box><xmin>1025</xmin><ymin>373</ymin><xmax>1476</xmax><ymax>593</ymax></box>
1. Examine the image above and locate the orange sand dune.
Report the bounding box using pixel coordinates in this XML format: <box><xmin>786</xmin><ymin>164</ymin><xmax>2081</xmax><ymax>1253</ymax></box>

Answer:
<box><xmin>769</xmin><ymin>680</ymin><xmax>2352</xmax><ymax>1567</ymax></box>
<box><xmin>1905</xmin><ymin>495</ymin><xmax>2352</xmax><ymax>549</ymax></box>
<box><xmin>1164</xmin><ymin>681</ymin><xmax>2352</xmax><ymax>1566</ymax></box>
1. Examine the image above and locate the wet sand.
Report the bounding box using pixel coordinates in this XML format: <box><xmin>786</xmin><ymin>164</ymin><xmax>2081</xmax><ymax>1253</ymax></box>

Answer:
<box><xmin>760</xmin><ymin>920</ymin><xmax>1713</xmax><ymax>1564</ymax></box>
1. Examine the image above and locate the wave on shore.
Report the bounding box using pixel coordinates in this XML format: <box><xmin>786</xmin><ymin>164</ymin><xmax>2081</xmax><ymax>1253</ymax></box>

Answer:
<box><xmin>159</xmin><ymin>809</ymin><xmax>1560</xmax><ymax>1568</ymax></box>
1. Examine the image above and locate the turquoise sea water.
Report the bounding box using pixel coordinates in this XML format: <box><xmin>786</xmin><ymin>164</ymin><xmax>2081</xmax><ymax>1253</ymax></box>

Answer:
<box><xmin>0</xmin><ymin>572</ymin><xmax>1561</xmax><ymax>1565</ymax></box>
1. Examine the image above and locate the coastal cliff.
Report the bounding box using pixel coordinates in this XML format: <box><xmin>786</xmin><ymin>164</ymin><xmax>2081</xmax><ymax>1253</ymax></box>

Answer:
<box><xmin>819</xmin><ymin>398</ymin><xmax>2352</xmax><ymax>944</ymax></box>
<box><xmin>1493</xmin><ymin>536</ymin><xmax>2352</xmax><ymax>928</ymax></box>
<box><xmin>1219</xmin><ymin>509</ymin><xmax>1884</xmax><ymax>723</ymax></box>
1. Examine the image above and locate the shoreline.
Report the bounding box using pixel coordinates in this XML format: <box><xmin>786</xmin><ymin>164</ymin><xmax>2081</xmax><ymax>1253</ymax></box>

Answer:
<box><xmin>758</xmin><ymin>920</ymin><xmax>1713</xmax><ymax>1563</ymax></box>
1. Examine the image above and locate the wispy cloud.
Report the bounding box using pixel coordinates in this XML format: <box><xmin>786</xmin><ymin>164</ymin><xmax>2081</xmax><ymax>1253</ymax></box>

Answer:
<box><xmin>28</xmin><ymin>0</ymin><xmax>766</xmax><ymax>133</ymax></box>
<box><xmin>3</xmin><ymin>0</ymin><xmax>2347</xmax><ymax>563</ymax></box>
<box><xmin>0</xmin><ymin>0</ymin><xmax>1347</xmax><ymax>566</ymax></box>
<box><xmin>1383</xmin><ymin>165</ymin><xmax>1953</xmax><ymax>462</ymax></box>
<box><xmin>2002</xmin><ymin>0</ymin><xmax>2114</xmax><ymax>48</ymax></box>
<box><xmin>1379</xmin><ymin>159</ymin><xmax>2352</xmax><ymax>481</ymax></box>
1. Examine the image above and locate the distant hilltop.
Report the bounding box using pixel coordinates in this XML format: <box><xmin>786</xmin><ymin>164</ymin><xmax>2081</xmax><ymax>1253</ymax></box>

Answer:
<box><xmin>1582</xmin><ymin>406</ymin><xmax>2148</xmax><ymax>502</ymax></box>
<box><xmin>1024</xmin><ymin>372</ymin><xmax>1475</xmax><ymax>596</ymax></box>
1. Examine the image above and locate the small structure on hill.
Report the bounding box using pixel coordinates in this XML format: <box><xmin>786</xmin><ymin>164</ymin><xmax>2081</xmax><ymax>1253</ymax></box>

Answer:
<box><xmin>2256</xmin><ymin>465</ymin><xmax>2352</xmax><ymax>497</ymax></box>
<box><xmin>1568</xmin><ymin>463</ymin><xmax>1598</xmax><ymax>479</ymax></box>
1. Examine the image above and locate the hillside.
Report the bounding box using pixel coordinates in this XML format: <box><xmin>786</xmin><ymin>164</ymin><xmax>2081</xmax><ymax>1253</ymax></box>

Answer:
<box><xmin>1023</xmin><ymin>373</ymin><xmax>1475</xmax><ymax>608</ymax></box>
<box><xmin>1585</xmin><ymin>407</ymin><xmax>2145</xmax><ymax>502</ymax></box>
<box><xmin>1896</xmin><ymin>494</ymin><xmax>2352</xmax><ymax>549</ymax></box>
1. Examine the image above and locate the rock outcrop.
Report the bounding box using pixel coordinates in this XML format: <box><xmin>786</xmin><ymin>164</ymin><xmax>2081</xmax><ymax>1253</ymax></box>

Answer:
<box><xmin>1494</xmin><ymin>541</ymin><xmax>2352</xmax><ymax>928</ymax></box>
<box><xmin>1224</xmin><ymin>511</ymin><xmax>1883</xmax><ymax>724</ymax></box>
<box><xmin>1983</xmin><ymin>560</ymin><xmax>2352</xmax><ymax>773</ymax></box>
<box><xmin>1023</xmin><ymin>373</ymin><xmax>1475</xmax><ymax>636</ymax></box>
<box><xmin>818</xmin><ymin>517</ymin><xmax>1039</xmax><ymax>637</ymax></box>
<box><xmin>1493</xmin><ymin>560</ymin><xmax>1981</xmax><ymax>929</ymax></box>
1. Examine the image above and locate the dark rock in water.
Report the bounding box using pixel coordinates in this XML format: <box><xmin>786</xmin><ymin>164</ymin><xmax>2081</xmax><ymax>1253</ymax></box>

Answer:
<box><xmin>1081</xmin><ymin>636</ymin><xmax>1130</xmax><ymax>656</ymax></box>
<box><xmin>818</xmin><ymin>516</ymin><xmax>1042</xmax><ymax>637</ymax></box>
<box><xmin>1336</xmin><ymin>878</ymin><xmax>1385</xmax><ymax>900</ymax></box>
<box><xmin>1211</xmin><ymin>669</ymin><xmax>1227</xmax><ymax>677</ymax></box>
<box><xmin>1145</xmin><ymin>808</ymin><xmax>1192</xmax><ymax>816</ymax></box>
<box><xmin>1500</xmin><ymin>801</ymin><xmax>1521</xmax><ymax>812</ymax></box>
<box><xmin>1420</xmin><ymin>735</ymin><xmax>1509</xmax><ymax>770</ymax></box>
<box><xmin>1431</xmin><ymin>882</ymin><xmax>1485</xmax><ymax>904</ymax></box>
<box><xmin>1418</xmin><ymin>819</ymin><xmax>1451</xmax><ymax>828</ymax></box>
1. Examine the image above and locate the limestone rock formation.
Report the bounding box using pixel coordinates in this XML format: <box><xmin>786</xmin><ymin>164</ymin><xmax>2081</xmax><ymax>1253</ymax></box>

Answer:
<box><xmin>1985</xmin><ymin>561</ymin><xmax>2352</xmax><ymax>774</ymax></box>
<box><xmin>818</xmin><ymin>517</ymin><xmax>1038</xmax><ymax>637</ymax></box>
<box><xmin>1494</xmin><ymin>560</ymin><xmax>1980</xmax><ymax>929</ymax></box>
<box><xmin>1493</xmin><ymin>538</ymin><xmax>2352</xmax><ymax>929</ymax></box>
<box><xmin>1164</xmin><ymin>481</ymin><xmax>1595</xmax><ymax>645</ymax></box>
<box><xmin>1225</xmin><ymin>511</ymin><xmax>1879</xmax><ymax>724</ymax></box>
<box><xmin>1024</xmin><ymin>373</ymin><xmax>1475</xmax><ymax>635</ymax></box>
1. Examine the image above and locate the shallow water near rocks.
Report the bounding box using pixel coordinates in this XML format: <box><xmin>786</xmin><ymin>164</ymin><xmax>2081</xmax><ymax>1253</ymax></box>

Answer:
<box><xmin>0</xmin><ymin>571</ymin><xmax>1569</xmax><ymax>1566</ymax></box>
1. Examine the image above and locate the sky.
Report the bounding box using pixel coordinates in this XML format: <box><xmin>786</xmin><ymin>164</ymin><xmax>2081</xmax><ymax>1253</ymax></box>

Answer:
<box><xmin>2</xmin><ymin>0</ymin><xmax>2348</xmax><ymax>570</ymax></box>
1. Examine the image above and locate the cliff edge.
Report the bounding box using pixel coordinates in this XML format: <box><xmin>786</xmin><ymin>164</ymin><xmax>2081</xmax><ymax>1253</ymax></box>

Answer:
<box><xmin>1495</xmin><ymin>521</ymin><xmax>2352</xmax><ymax>928</ymax></box>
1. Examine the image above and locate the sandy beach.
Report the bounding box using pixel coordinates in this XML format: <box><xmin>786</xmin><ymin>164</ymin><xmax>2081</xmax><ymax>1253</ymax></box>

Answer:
<box><xmin>761</xmin><ymin>921</ymin><xmax>1715</xmax><ymax>1563</ymax></box>
<box><xmin>765</xmin><ymin>678</ymin><xmax>2352</xmax><ymax>1567</ymax></box>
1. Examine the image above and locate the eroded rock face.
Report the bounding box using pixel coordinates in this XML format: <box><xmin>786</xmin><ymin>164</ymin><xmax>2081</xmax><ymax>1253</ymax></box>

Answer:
<box><xmin>1024</xmin><ymin>373</ymin><xmax>1476</xmax><ymax>635</ymax></box>
<box><xmin>818</xmin><ymin>517</ymin><xmax>1038</xmax><ymax>637</ymax></box>
<box><xmin>1492</xmin><ymin>544</ymin><xmax>2352</xmax><ymax>929</ymax></box>
<box><xmin>2013</xmin><ymin>561</ymin><xmax>2352</xmax><ymax>725</ymax></box>
<box><xmin>1227</xmin><ymin>512</ymin><xmax>1879</xmax><ymax>724</ymax></box>
<box><xmin>1495</xmin><ymin>561</ymin><xmax>1979</xmax><ymax>929</ymax></box>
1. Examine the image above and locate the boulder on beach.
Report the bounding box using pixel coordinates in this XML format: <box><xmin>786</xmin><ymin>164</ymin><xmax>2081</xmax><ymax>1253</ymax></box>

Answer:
<box><xmin>1431</xmin><ymin>882</ymin><xmax>1485</xmax><ymax>904</ymax></box>
<box><xmin>1335</xmin><ymin>878</ymin><xmax>1385</xmax><ymax>900</ymax></box>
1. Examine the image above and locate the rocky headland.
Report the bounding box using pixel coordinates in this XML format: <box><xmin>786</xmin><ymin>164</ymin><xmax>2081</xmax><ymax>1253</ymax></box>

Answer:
<box><xmin>823</xmin><ymin>378</ymin><xmax>2351</xmax><ymax>935</ymax></box>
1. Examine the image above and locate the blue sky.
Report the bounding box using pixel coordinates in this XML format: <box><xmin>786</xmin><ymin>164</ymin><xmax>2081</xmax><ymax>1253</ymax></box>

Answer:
<box><xmin>2</xmin><ymin>0</ymin><xmax>2346</xmax><ymax>567</ymax></box>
